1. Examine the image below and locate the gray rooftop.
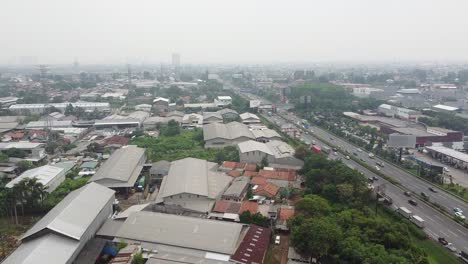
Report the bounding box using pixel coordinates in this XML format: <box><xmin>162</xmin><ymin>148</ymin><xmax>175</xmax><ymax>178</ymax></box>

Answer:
<box><xmin>237</xmin><ymin>140</ymin><xmax>273</xmax><ymax>155</ymax></box>
<box><xmin>115</xmin><ymin>211</ymin><xmax>244</xmax><ymax>255</ymax></box>
<box><xmin>22</xmin><ymin>182</ymin><xmax>114</xmax><ymax>241</ymax></box>
<box><xmin>251</xmin><ymin>129</ymin><xmax>282</xmax><ymax>139</ymax></box>
<box><xmin>89</xmin><ymin>145</ymin><xmax>145</xmax><ymax>188</ymax></box>
<box><xmin>2</xmin><ymin>233</ymin><xmax>80</xmax><ymax>264</ymax></box>
<box><xmin>157</xmin><ymin>157</ymin><xmax>232</xmax><ymax>199</ymax></box>
<box><xmin>223</xmin><ymin>176</ymin><xmax>250</xmax><ymax>198</ymax></box>
<box><xmin>203</xmin><ymin>122</ymin><xmax>254</xmax><ymax>141</ymax></box>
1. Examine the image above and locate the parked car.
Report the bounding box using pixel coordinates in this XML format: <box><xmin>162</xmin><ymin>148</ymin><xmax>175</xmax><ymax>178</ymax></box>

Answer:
<box><xmin>149</xmin><ymin>186</ymin><xmax>156</xmax><ymax>193</ymax></box>
<box><xmin>275</xmin><ymin>235</ymin><xmax>281</xmax><ymax>245</ymax></box>
<box><xmin>428</xmin><ymin>187</ymin><xmax>437</xmax><ymax>193</ymax></box>
<box><xmin>408</xmin><ymin>199</ymin><xmax>418</xmax><ymax>206</ymax></box>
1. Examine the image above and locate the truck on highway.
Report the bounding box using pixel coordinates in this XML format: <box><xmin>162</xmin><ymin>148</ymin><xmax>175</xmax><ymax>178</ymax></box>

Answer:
<box><xmin>397</xmin><ymin>207</ymin><xmax>412</xmax><ymax>219</ymax></box>
<box><xmin>311</xmin><ymin>145</ymin><xmax>321</xmax><ymax>154</ymax></box>
<box><xmin>410</xmin><ymin>215</ymin><xmax>425</xmax><ymax>228</ymax></box>
<box><xmin>322</xmin><ymin>146</ymin><xmax>331</xmax><ymax>154</ymax></box>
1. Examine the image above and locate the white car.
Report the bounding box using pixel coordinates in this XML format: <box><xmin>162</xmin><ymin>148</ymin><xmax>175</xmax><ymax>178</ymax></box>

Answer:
<box><xmin>375</xmin><ymin>166</ymin><xmax>381</xmax><ymax>171</ymax></box>
<box><xmin>274</xmin><ymin>235</ymin><xmax>281</xmax><ymax>245</ymax></box>
<box><xmin>455</xmin><ymin>212</ymin><xmax>466</xmax><ymax>220</ymax></box>
<box><xmin>357</xmin><ymin>148</ymin><xmax>362</xmax><ymax>152</ymax></box>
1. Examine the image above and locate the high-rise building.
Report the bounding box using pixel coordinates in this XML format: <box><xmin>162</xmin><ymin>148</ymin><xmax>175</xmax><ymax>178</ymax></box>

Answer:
<box><xmin>172</xmin><ymin>53</ymin><xmax>180</xmax><ymax>67</ymax></box>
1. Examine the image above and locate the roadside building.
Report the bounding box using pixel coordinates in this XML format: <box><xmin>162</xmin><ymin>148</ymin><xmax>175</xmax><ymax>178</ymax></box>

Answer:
<box><xmin>26</xmin><ymin>120</ymin><xmax>73</xmax><ymax>129</ymax></box>
<box><xmin>143</xmin><ymin>115</ymin><xmax>182</xmax><ymax>129</ymax></box>
<box><xmin>281</xmin><ymin>123</ymin><xmax>300</xmax><ymax>138</ymax></box>
<box><xmin>238</xmin><ymin>140</ymin><xmax>304</xmax><ymax>169</ymax></box>
<box><xmin>155</xmin><ymin>157</ymin><xmax>232</xmax><ymax>212</ymax></box>
<box><xmin>377</xmin><ymin>104</ymin><xmax>420</xmax><ymax>120</ymax></box>
<box><xmin>0</xmin><ymin>96</ymin><xmax>19</xmax><ymax>108</ymax></box>
<box><xmin>2</xmin><ymin>183</ymin><xmax>115</xmax><ymax>264</ymax></box>
<box><xmin>251</xmin><ymin>128</ymin><xmax>282</xmax><ymax>143</ymax></box>
<box><xmin>240</xmin><ymin>112</ymin><xmax>261</xmax><ymax>125</ymax></box>
<box><xmin>88</xmin><ymin>145</ymin><xmax>146</xmax><ymax>192</ymax></box>
<box><xmin>6</xmin><ymin>164</ymin><xmax>68</xmax><ymax>193</ymax></box>
<box><xmin>203</xmin><ymin>122</ymin><xmax>255</xmax><ymax>148</ymax></box>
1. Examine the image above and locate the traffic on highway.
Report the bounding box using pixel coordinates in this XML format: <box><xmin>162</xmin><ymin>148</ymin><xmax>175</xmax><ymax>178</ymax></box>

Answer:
<box><xmin>237</xmin><ymin>89</ymin><xmax>468</xmax><ymax>255</ymax></box>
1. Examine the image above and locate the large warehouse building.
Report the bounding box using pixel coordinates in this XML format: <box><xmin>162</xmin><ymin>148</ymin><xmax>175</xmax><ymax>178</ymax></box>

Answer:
<box><xmin>2</xmin><ymin>183</ymin><xmax>115</xmax><ymax>264</ymax></box>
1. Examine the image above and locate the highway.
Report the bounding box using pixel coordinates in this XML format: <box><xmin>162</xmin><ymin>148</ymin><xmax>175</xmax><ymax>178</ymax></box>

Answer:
<box><xmin>266</xmin><ymin>113</ymin><xmax>468</xmax><ymax>254</ymax></box>
<box><xmin>233</xmin><ymin>88</ymin><xmax>468</xmax><ymax>254</ymax></box>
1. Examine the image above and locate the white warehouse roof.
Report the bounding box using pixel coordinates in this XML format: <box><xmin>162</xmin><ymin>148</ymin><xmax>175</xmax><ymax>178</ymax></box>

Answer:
<box><xmin>6</xmin><ymin>165</ymin><xmax>64</xmax><ymax>189</ymax></box>
<box><xmin>432</xmin><ymin>104</ymin><xmax>459</xmax><ymax>111</ymax></box>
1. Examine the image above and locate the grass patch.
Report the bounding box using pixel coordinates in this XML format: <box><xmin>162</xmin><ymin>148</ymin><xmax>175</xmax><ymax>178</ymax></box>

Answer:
<box><xmin>415</xmin><ymin>239</ymin><xmax>461</xmax><ymax>264</ymax></box>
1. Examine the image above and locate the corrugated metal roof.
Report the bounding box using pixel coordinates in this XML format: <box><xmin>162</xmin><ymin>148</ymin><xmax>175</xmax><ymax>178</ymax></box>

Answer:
<box><xmin>6</xmin><ymin>165</ymin><xmax>64</xmax><ymax>189</ymax></box>
<box><xmin>22</xmin><ymin>182</ymin><xmax>114</xmax><ymax>241</ymax></box>
<box><xmin>89</xmin><ymin>145</ymin><xmax>145</xmax><ymax>187</ymax></box>
<box><xmin>158</xmin><ymin>158</ymin><xmax>231</xmax><ymax>199</ymax></box>
<box><xmin>1</xmin><ymin>233</ymin><xmax>80</xmax><ymax>264</ymax></box>
<box><xmin>115</xmin><ymin>211</ymin><xmax>244</xmax><ymax>255</ymax></box>
<box><xmin>237</xmin><ymin>140</ymin><xmax>273</xmax><ymax>155</ymax></box>
<box><xmin>203</xmin><ymin>122</ymin><xmax>254</xmax><ymax>141</ymax></box>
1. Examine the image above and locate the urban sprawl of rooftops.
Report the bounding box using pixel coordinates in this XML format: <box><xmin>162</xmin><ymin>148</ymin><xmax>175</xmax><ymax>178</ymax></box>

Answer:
<box><xmin>1</xmin><ymin>62</ymin><xmax>468</xmax><ymax>264</ymax></box>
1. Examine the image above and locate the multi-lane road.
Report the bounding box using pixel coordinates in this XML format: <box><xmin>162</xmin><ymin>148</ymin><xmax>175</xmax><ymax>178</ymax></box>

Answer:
<box><xmin>266</xmin><ymin>113</ymin><xmax>468</xmax><ymax>254</ymax></box>
<box><xmin>233</xmin><ymin>88</ymin><xmax>468</xmax><ymax>254</ymax></box>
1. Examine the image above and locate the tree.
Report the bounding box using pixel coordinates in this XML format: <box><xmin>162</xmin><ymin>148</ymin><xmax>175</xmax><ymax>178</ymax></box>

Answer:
<box><xmin>17</xmin><ymin>160</ymin><xmax>35</xmax><ymax>173</ymax></box>
<box><xmin>260</xmin><ymin>156</ymin><xmax>269</xmax><ymax>169</ymax></box>
<box><xmin>295</xmin><ymin>195</ymin><xmax>331</xmax><ymax>218</ymax></box>
<box><xmin>132</xmin><ymin>252</ymin><xmax>144</xmax><ymax>264</ymax></box>
<box><xmin>239</xmin><ymin>211</ymin><xmax>269</xmax><ymax>227</ymax></box>
<box><xmin>0</xmin><ymin>152</ymin><xmax>9</xmax><ymax>163</ymax></box>
<box><xmin>294</xmin><ymin>145</ymin><xmax>309</xmax><ymax>160</ymax></box>
<box><xmin>290</xmin><ymin>218</ymin><xmax>341</xmax><ymax>258</ymax></box>
<box><xmin>160</xmin><ymin>120</ymin><xmax>180</xmax><ymax>137</ymax></box>
<box><xmin>64</xmin><ymin>103</ymin><xmax>74</xmax><ymax>116</ymax></box>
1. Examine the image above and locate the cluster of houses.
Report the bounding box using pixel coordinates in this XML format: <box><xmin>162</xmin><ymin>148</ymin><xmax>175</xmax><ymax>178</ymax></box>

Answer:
<box><xmin>1</xmin><ymin>93</ymin><xmax>307</xmax><ymax>264</ymax></box>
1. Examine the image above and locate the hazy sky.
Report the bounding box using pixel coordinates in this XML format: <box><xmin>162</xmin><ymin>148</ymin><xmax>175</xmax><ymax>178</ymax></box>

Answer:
<box><xmin>1</xmin><ymin>0</ymin><xmax>468</xmax><ymax>64</ymax></box>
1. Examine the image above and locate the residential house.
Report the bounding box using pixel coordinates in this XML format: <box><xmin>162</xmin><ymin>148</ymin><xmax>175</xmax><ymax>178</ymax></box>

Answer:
<box><xmin>222</xmin><ymin>176</ymin><xmax>250</xmax><ymax>202</ymax></box>
<box><xmin>237</xmin><ymin>140</ymin><xmax>304</xmax><ymax>169</ymax></box>
<box><xmin>153</xmin><ymin>97</ymin><xmax>170</xmax><ymax>113</ymax></box>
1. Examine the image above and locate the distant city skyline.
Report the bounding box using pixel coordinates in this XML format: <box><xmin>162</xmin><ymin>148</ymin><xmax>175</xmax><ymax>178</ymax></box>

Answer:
<box><xmin>1</xmin><ymin>0</ymin><xmax>468</xmax><ymax>64</ymax></box>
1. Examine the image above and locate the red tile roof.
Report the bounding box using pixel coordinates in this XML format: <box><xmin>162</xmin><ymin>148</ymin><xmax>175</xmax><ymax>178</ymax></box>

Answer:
<box><xmin>278</xmin><ymin>207</ymin><xmax>295</xmax><ymax>221</ymax></box>
<box><xmin>222</xmin><ymin>161</ymin><xmax>238</xmax><ymax>170</ymax></box>
<box><xmin>4</xmin><ymin>132</ymin><xmax>24</xmax><ymax>139</ymax></box>
<box><xmin>212</xmin><ymin>200</ymin><xmax>241</xmax><ymax>214</ymax></box>
<box><xmin>251</xmin><ymin>176</ymin><xmax>267</xmax><ymax>185</ymax></box>
<box><xmin>230</xmin><ymin>224</ymin><xmax>272</xmax><ymax>264</ymax></box>
<box><xmin>103</xmin><ymin>135</ymin><xmax>129</xmax><ymax>146</ymax></box>
<box><xmin>243</xmin><ymin>171</ymin><xmax>258</xmax><ymax>177</ymax></box>
<box><xmin>254</xmin><ymin>182</ymin><xmax>280</xmax><ymax>197</ymax></box>
<box><xmin>227</xmin><ymin>170</ymin><xmax>242</xmax><ymax>177</ymax></box>
<box><xmin>239</xmin><ymin>201</ymin><xmax>258</xmax><ymax>214</ymax></box>
<box><xmin>258</xmin><ymin>168</ymin><xmax>297</xmax><ymax>181</ymax></box>
<box><xmin>243</xmin><ymin>163</ymin><xmax>257</xmax><ymax>172</ymax></box>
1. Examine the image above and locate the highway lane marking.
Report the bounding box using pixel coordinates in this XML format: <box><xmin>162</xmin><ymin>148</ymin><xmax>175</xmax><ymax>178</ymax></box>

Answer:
<box><xmin>440</xmin><ymin>231</ymin><xmax>449</xmax><ymax>237</ymax></box>
<box><xmin>448</xmin><ymin>230</ymin><xmax>459</xmax><ymax>237</ymax></box>
<box><xmin>425</xmin><ymin>216</ymin><xmax>435</xmax><ymax>222</ymax></box>
<box><xmin>433</xmin><ymin>215</ymin><xmax>444</xmax><ymax>221</ymax></box>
